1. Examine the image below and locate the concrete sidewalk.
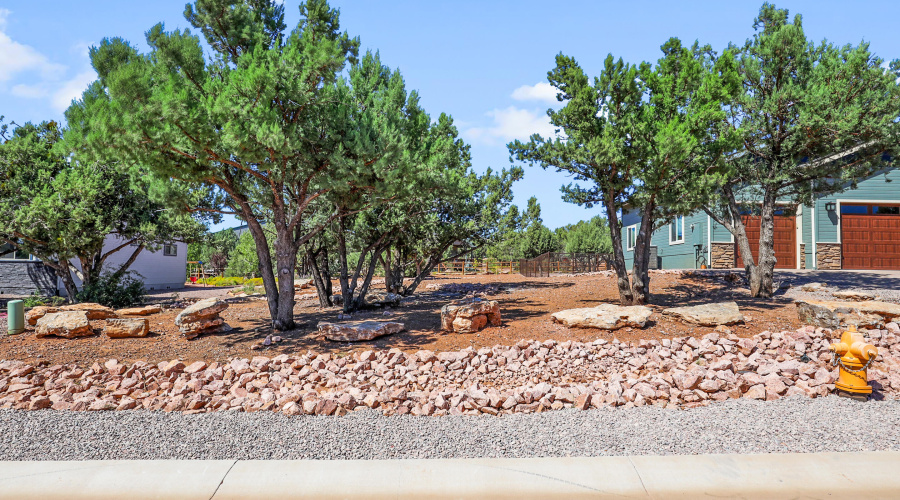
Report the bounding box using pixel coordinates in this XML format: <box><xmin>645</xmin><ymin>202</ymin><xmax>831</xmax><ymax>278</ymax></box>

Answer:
<box><xmin>0</xmin><ymin>452</ymin><xmax>898</xmax><ymax>499</ymax></box>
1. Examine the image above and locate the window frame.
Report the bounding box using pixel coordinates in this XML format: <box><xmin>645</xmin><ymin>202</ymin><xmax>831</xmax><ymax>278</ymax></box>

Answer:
<box><xmin>163</xmin><ymin>244</ymin><xmax>178</xmax><ymax>257</ymax></box>
<box><xmin>669</xmin><ymin>215</ymin><xmax>685</xmax><ymax>245</ymax></box>
<box><xmin>626</xmin><ymin>225</ymin><xmax>637</xmax><ymax>251</ymax></box>
<box><xmin>0</xmin><ymin>242</ymin><xmax>36</xmax><ymax>261</ymax></box>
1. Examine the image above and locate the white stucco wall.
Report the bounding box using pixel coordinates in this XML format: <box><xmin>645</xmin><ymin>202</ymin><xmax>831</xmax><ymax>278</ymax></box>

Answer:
<box><xmin>58</xmin><ymin>235</ymin><xmax>187</xmax><ymax>295</ymax></box>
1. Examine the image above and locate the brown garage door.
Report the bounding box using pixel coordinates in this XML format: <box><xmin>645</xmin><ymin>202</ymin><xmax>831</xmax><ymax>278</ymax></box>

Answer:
<box><xmin>735</xmin><ymin>212</ymin><xmax>797</xmax><ymax>269</ymax></box>
<box><xmin>841</xmin><ymin>203</ymin><xmax>900</xmax><ymax>270</ymax></box>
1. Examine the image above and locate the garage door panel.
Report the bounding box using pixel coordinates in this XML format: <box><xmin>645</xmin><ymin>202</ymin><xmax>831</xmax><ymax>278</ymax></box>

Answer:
<box><xmin>841</xmin><ymin>210</ymin><xmax>900</xmax><ymax>270</ymax></box>
<box><xmin>735</xmin><ymin>214</ymin><xmax>796</xmax><ymax>269</ymax></box>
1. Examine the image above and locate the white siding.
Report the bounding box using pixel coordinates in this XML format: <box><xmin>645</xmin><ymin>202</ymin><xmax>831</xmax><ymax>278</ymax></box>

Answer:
<box><xmin>58</xmin><ymin>235</ymin><xmax>187</xmax><ymax>295</ymax></box>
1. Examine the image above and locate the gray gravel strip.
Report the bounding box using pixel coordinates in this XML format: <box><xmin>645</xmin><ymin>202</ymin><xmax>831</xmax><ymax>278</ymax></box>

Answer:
<box><xmin>1</xmin><ymin>396</ymin><xmax>898</xmax><ymax>460</ymax></box>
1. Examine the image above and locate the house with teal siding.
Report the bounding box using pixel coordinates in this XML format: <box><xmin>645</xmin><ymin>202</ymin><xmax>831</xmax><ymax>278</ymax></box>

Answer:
<box><xmin>622</xmin><ymin>167</ymin><xmax>900</xmax><ymax>271</ymax></box>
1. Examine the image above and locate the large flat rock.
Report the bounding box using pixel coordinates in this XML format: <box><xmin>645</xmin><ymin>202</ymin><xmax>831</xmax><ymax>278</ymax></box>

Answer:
<box><xmin>104</xmin><ymin>318</ymin><xmax>150</xmax><ymax>338</ymax></box>
<box><xmin>662</xmin><ymin>302</ymin><xmax>744</xmax><ymax>326</ymax></box>
<box><xmin>116</xmin><ymin>305</ymin><xmax>162</xmax><ymax>316</ymax></box>
<box><xmin>26</xmin><ymin>306</ymin><xmax>59</xmax><ymax>326</ymax></box>
<box><xmin>175</xmin><ymin>298</ymin><xmax>228</xmax><ymax>327</ymax></box>
<box><xmin>795</xmin><ymin>299</ymin><xmax>900</xmax><ymax>328</ymax></box>
<box><xmin>35</xmin><ymin>311</ymin><xmax>93</xmax><ymax>339</ymax></box>
<box><xmin>59</xmin><ymin>303</ymin><xmax>117</xmax><ymax>320</ymax></box>
<box><xmin>317</xmin><ymin>321</ymin><xmax>405</xmax><ymax>342</ymax></box>
<box><xmin>550</xmin><ymin>304</ymin><xmax>652</xmax><ymax>330</ymax></box>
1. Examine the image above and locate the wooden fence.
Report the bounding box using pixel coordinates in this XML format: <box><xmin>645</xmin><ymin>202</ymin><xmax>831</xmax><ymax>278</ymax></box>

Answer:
<box><xmin>433</xmin><ymin>260</ymin><xmax>520</xmax><ymax>275</ymax></box>
<box><xmin>519</xmin><ymin>252</ymin><xmax>610</xmax><ymax>278</ymax></box>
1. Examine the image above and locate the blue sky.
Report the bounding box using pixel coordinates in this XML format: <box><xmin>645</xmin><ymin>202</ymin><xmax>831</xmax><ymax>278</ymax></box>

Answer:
<box><xmin>2</xmin><ymin>1</ymin><xmax>898</xmax><ymax>230</ymax></box>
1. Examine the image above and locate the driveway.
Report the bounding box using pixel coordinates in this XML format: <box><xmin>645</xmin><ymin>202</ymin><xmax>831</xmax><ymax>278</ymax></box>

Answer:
<box><xmin>776</xmin><ymin>269</ymin><xmax>900</xmax><ymax>290</ymax></box>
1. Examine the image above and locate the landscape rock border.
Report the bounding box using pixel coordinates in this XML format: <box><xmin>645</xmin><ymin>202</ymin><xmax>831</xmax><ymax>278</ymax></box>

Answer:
<box><xmin>3</xmin><ymin>321</ymin><xmax>896</xmax><ymax>416</ymax></box>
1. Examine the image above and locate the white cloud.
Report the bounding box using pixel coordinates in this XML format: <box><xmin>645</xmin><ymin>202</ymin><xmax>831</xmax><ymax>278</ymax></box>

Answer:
<box><xmin>0</xmin><ymin>9</ymin><xmax>65</xmax><ymax>82</ymax></box>
<box><xmin>463</xmin><ymin>106</ymin><xmax>557</xmax><ymax>145</ymax></box>
<box><xmin>0</xmin><ymin>10</ymin><xmax>97</xmax><ymax>114</ymax></box>
<box><xmin>511</xmin><ymin>82</ymin><xmax>559</xmax><ymax>103</ymax></box>
<box><xmin>51</xmin><ymin>70</ymin><xmax>96</xmax><ymax>111</ymax></box>
<box><xmin>10</xmin><ymin>83</ymin><xmax>48</xmax><ymax>98</ymax></box>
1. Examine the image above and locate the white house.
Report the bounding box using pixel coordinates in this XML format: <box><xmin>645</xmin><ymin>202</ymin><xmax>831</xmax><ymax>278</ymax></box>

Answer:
<box><xmin>0</xmin><ymin>235</ymin><xmax>187</xmax><ymax>296</ymax></box>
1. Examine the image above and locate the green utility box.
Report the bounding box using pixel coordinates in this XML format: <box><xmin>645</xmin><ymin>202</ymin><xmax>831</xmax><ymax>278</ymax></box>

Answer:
<box><xmin>7</xmin><ymin>300</ymin><xmax>24</xmax><ymax>335</ymax></box>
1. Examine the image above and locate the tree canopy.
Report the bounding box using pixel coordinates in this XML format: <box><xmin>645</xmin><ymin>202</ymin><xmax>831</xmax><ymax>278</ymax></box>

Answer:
<box><xmin>68</xmin><ymin>0</ymin><xmax>466</xmax><ymax>328</ymax></box>
<box><xmin>0</xmin><ymin>119</ymin><xmax>204</xmax><ymax>299</ymax></box>
<box><xmin>694</xmin><ymin>3</ymin><xmax>900</xmax><ymax>297</ymax></box>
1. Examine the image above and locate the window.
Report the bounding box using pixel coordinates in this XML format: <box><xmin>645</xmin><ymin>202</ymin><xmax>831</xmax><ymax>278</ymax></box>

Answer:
<box><xmin>841</xmin><ymin>205</ymin><xmax>868</xmax><ymax>215</ymax></box>
<box><xmin>163</xmin><ymin>244</ymin><xmax>178</xmax><ymax>256</ymax></box>
<box><xmin>626</xmin><ymin>225</ymin><xmax>637</xmax><ymax>251</ymax></box>
<box><xmin>0</xmin><ymin>242</ymin><xmax>33</xmax><ymax>260</ymax></box>
<box><xmin>669</xmin><ymin>216</ymin><xmax>685</xmax><ymax>244</ymax></box>
<box><xmin>874</xmin><ymin>206</ymin><xmax>900</xmax><ymax>215</ymax></box>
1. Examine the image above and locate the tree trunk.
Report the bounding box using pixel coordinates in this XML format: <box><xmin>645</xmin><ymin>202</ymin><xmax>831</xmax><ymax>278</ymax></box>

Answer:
<box><xmin>603</xmin><ymin>195</ymin><xmax>635</xmax><ymax>305</ymax></box>
<box><xmin>273</xmin><ymin>227</ymin><xmax>298</xmax><ymax>330</ymax></box>
<box><xmin>382</xmin><ymin>246</ymin><xmax>397</xmax><ymax>294</ymax></box>
<box><xmin>751</xmin><ymin>189</ymin><xmax>778</xmax><ymax>298</ymax></box>
<box><xmin>307</xmin><ymin>246</ymin><xmax>333</xmax><ymax>308</ymax></box>
<box><xmin>630</xmin><ymin>202</ymin><xmax>656</xmax><ymax>305</ymax></box>
<box><xmin>711</xmin><ymin>183</ymin><xmax>765</xmax><ymax>298</ymax></box>
<box><xmin>108</xmin><ymin>244</ymin><xmax>145</xmax><ymax>282</ymax></box>
<box><xmin>334</xmin><ymin>217</ymin><xmax>355</xmax><ymax>313</ymax></box>
<box><xmin>245</xmin><ymin>218</ymin><xmax>293</xmax><ymax>330</ymax></box>
<box><xmin>350</xmin><ymin>253</ymin><xmax>381</xmax><ymax>311</ymax></box>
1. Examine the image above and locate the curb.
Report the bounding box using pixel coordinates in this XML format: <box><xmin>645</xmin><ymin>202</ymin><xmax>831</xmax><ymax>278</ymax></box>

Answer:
<box><xmin>1</xmin><ymin>452</ymin><xmax>898</xmax><ymax>499</ymax></box>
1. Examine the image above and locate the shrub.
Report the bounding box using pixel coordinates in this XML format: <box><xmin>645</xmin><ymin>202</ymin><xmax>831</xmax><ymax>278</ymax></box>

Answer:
<box><xmin>197</xmin><ymin>276</ymin><xmax>246</xmax><ymax>287</ymax></box>
<box><xmin>76</xmin><ymin>273</ymin><xmax>145</xmax><ymax>309</ymax></box>
<box><xmin>22</xmin><ymin>292</ymin><xmax>66</xmax><ymax>308</ymax></box>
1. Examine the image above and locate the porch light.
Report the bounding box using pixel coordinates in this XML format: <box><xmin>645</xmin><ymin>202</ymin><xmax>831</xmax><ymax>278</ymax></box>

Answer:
<box><xmin>825</xmin><ymin>202</ymin><xmax>836</xmax><ymax>212</ymax></box>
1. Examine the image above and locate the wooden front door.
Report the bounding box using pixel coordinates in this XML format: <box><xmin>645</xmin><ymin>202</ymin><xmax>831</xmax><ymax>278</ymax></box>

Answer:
<box><xmin>840</xmin><ymin>203</ymin><xmax>900</xmax><ymax>270</ymax></box>
<box><xmin>735</xmin><ymin>213</ymin><xmax>797</xmax><ymax>269</ymax></box>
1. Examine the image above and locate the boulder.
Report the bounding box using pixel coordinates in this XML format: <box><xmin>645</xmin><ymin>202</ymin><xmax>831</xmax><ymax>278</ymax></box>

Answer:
<box><xmin>317</xmin><ymin>321</ymin><xmax>405</xmax><ymax>342</ymax></box>
<box><xmin>104</xmin><ymin>318</ymin><xmax>150</xmax><ymax>338</ymax></box>
<box><xmin>181</xmin><ymin>318</ymin><xmax>227</xmax><ymax>340</ymax></box>
<box><xmin>795</xmin><ymin>299</ymin><xmax>900</xmax><ymax>328</ymax></box>
<box><xmin>294</xmin><ymin>279</ymin><xmax>314</xmax><ymax>290</ymax></box>
<box><xmin>59</xmin><ymin>303</ymin><xmax>117</xmax><ymax>320</ymax></box>
<box><xmin>175</xmin><ymin>298</ymin><xmax>228</xmax><ymax>326</ymax></box>
<box><xmin>550</xmin><ymin>303</ymin><xmax>652</xmax><ymax>330</ymax></box>
<box><xmin>832</xmin><ymin>290</ymin><xmax>878</xmax><ymax>302</ymax></box>
<box><xmin>115</xmin><ymin>305</ymin><xmax>162</xmax><ymax>316</ymax></box>
<box><xmin>25</xmin><ymin>306</ymin><xmax>59</xmax><ymax>326</ymax></box>
<box><xmin>35</xmin><ymin>311</ymin><xmax>93</xmax><ymax>338</ymax></box>
<box><xmin>441</xmin><ymin>298</ymin><xmax>501</xmax><ymax>333</ymax></box>
<box><xmin>800</xmin><ymin>282</ymin><xmax>828</xmax><ymax>292</ymax></box>
<box><xmin>175</xmin><ymin>298</ymin><xmax>230</xmax><ymax>339</ymax></box>
<box><xmin>662</xmin><ymin>302</ymin><xmax>744</xmax><ymax>326</ymax></box>
<box><xmin>366</xmin><ymin>292</ymin><xmax>402</xmax><ymax>307</ymax></box>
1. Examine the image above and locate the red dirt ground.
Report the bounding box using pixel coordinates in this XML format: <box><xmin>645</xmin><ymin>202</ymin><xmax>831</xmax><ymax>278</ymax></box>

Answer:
<box><xmin>0</xmin><ymin>271</ymin><xmax>802</xmax><ymax>366</ymax></box>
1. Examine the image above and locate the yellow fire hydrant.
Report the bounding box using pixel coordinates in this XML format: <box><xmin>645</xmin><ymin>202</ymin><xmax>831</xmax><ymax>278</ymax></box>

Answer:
<box><xmin>829</xmin><ymin>324</ymin><xmax>878</xmax><ymax>399</ymax></box>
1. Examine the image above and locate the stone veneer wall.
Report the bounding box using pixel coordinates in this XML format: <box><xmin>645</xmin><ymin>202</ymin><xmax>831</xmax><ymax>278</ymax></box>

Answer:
<box><xmin>799</xmin><ymin>244</ymin><xmax>806</xmax><ymax>270</ymax></box>
<box><xmin>710</xmin><ymin>242</ymin><xmax>735</xmax><ymax>269</ymax></box>
<box><xmin>0</xmin><ymin>261</ymin><xmax>56</xmax><ymax>295</ymax></box>
<box><xmin>816</xmin><ymin>243</ymin><xmax>841</xmax><ymax>270</ymax></box>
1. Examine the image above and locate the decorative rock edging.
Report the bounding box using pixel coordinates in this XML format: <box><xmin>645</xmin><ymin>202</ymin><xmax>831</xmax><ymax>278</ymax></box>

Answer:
<box><xmin>2</xmin><ymin>322</ymin><xmax>897</xmax><ymax>416</ymax></box>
